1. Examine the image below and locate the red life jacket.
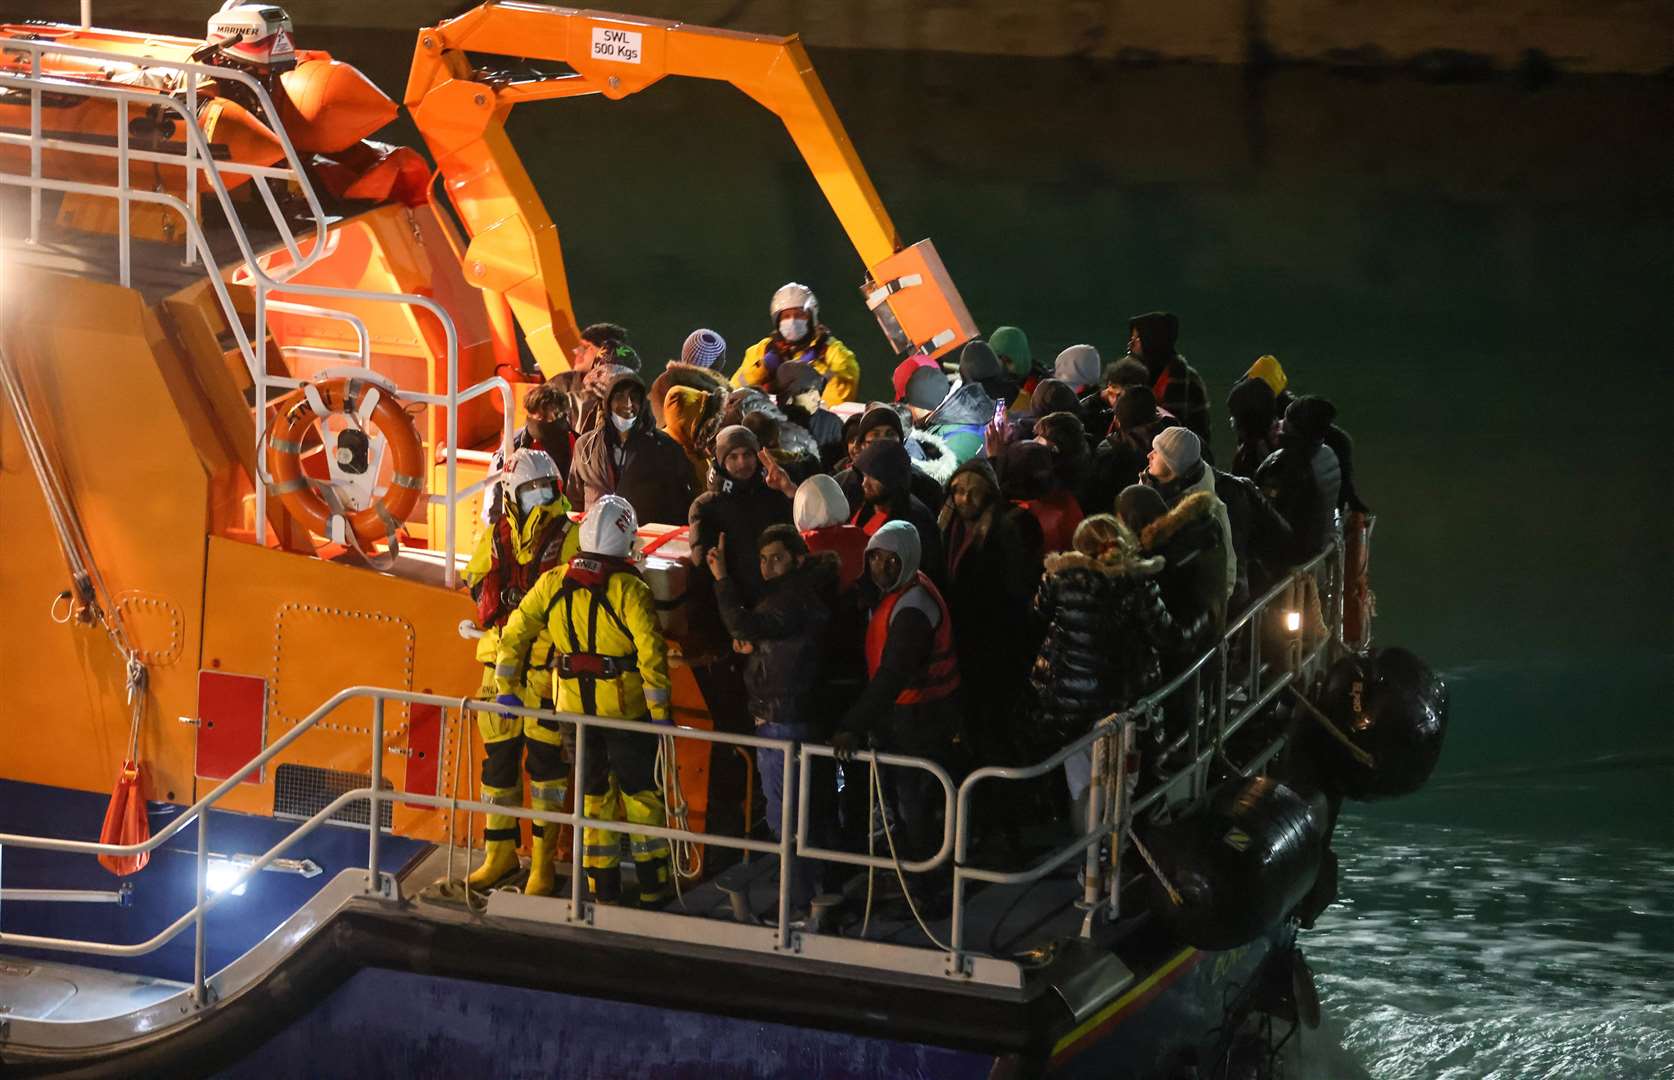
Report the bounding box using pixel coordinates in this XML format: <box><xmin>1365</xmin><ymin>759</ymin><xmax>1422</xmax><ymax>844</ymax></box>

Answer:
<box><xmin>802</xmin><ymin>525</ymin><xmax>868</xmax><ymax>590</ymax></box>
<box><xmin>1018</xmin><ymin>492</ymin><xmax>1084</xmax><ymax>554</ymax></box>
<box><xmin>476</xmin><ymin>514</ymin><xmax>570</xmax><ymax>628</ymax></box>
<box><xmin>1152</xmin><ymin>366</ymin><xmax>1173</xmax><ymax>403</ymax></box>
<box><xmin>864</xmin><ymin>572</ymin><xmax>960</xmax><ymax>705</ymax></box>
<box><xmin>851</xmin><ymin>501</ymin><xmax>891</xmax><ymax>536</ymax></box>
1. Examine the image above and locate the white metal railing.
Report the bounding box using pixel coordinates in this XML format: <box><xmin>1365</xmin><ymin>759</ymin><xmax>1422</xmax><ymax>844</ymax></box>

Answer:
<box><xmin>0</xmin><ymin>38</ymin><xmax>512</xmax><ymax>585</ymax></box>
<box><xmin>946</xmin><ymin>535</ymin><xmax>1345</xmax><ymax>970</ymax></box>
<box><xmin>0</xmin><ymin>535</ymin><xmax>1351</xmax><ymax>1009</ymax></box>
<box><xmin>0</xmin><ymin>686</ymin><xmax>958</xmax><ymax>1004</ymax></box>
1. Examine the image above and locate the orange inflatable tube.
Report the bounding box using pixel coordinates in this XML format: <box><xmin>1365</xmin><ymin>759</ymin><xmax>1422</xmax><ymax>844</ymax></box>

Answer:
<box><xmin>0</xmin><ymin>89</ymin><xmax>284</xmax><ymax>195</ymax></box>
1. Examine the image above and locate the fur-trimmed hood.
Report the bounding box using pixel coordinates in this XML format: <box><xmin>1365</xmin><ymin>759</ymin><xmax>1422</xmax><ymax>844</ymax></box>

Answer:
<box><xmin>1044</xmin><ymin>548</ymin><xmax>1164</xmax><ymax>578</ymax></box>
<box><xmin>1139</xmin><ymin>489</ymin><xmax>1219</xmax><ymax>552</ymax></box>
<box><xmin>908</xmin><ymin>427</ymin><xmax>958</xmax><ymax>486</ymax></box>
<box><xmin>1141</xmin><ymin>484</ymin><xmax>1238</xmax><ymax>603</ymax></box>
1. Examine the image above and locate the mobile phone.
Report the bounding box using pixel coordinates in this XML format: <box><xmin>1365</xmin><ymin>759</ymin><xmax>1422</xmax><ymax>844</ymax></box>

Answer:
<box><xmin>993</xmin><ymin>399</ymin><xmax>1008</xmax><ymax>426</ymax></box>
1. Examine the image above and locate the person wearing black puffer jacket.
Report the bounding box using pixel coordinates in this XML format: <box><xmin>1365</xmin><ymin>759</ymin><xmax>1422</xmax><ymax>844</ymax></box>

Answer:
<box><xmin>1030</xmin><ymin>514</ymin><xmax>1203</xmax><ymax>822</ymax></box>
<box><xmin>1256</xmin><ymin>396</ymin><xmax>1343</xmax><ymax>559</ymax></box>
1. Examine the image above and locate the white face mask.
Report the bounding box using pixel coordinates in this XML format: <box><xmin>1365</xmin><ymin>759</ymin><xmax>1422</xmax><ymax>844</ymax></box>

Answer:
<box><xmin>610</xmin><ymin>411</ymin><xmax>637</xmax><ymax>433</ymax></box>
<box><xmin>779</xmin><ymin>317</ymin><xmax>810</xmax><ymax>342</ymax></box>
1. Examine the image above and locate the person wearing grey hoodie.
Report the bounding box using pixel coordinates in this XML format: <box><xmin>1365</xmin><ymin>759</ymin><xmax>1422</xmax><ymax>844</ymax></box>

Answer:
<box><xmin>833</xmin><ymin>522</ymin><xmax>963</xmax><ymax>909</ymax></box>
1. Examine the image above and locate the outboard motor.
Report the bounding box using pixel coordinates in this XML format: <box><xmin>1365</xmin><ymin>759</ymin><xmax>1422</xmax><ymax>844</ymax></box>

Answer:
<box><xmin>1312</xmin><ymin>647</ymin><xmax>1448</xmax><ymax>799</ymax></box>
<box><xmin>1139</xmin><ymin>777</ymin><xmax>1328</xmax><ymax>951</ymax></box>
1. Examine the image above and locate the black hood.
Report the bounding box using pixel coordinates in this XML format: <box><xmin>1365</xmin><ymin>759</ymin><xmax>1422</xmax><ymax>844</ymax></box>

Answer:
<box><xmin>1030</xmin><ymin>378</ymin><xmax>1082</xmax><ymax>420</ymax></box>
<box><xmin>1129</xmin><ymin>311</ymin><xmax>1180</xmax><ymax>377</ymax></box>
<box><xmin>1281</xmin><ymin>395</ymin><xmax>1337</xmax><ymax>445</ymax></box>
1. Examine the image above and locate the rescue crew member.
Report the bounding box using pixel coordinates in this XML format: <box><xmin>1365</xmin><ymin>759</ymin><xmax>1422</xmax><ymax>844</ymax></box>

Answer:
<box><xmin>461</xmin><ymin>449</ymin><xmax>580</xmax><ymax>895</ymax></box>
<box><xmin>733</xmin><ymin>282</ymin><xmax>860</xmax><ymax>405</ymax></box>
<box><xmin>494</xmin><ymin>495</ymin><xmax>676</xmax><ymax>907</ymax></box>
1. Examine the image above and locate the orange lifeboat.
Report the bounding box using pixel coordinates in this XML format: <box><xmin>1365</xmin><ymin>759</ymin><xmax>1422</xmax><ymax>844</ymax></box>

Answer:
<box><xmin>0</xmin><ymin>22</ymin><xmax>396</xmax><ymax>201</ymax></box>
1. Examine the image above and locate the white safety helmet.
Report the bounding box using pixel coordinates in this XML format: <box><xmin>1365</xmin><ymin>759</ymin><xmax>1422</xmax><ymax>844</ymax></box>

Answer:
<box><xmin>206</xmin><ymin>1</ymin><xmax>296</xmax><ymax>69</ymax></box>
<box><xmin>501</xmin><ymin>447</ymin><xmax>560</xmax><ymax>519</ymax></box>
<box><xmin>769</xmin><ymin>282</ymin><xmax>817</xmax><ymax>324</ymax></box>
<box><xmin>579</xmin><ymin>495</ymin><xmax>637</xmax><ymax>559</ymax></box>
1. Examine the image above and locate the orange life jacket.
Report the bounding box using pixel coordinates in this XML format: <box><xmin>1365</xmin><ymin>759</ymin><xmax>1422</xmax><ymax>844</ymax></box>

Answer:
<box><xmin>864</xmin><ymin>572</ymin><xmax>960</xmax><ymax>705</ymax></box>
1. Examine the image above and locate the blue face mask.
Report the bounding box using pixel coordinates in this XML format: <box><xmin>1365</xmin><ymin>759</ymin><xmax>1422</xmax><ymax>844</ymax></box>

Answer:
<box><xmin>516</xmin><ymin>485</ymin><xmax>555</xmax><ymax>517</ymax></box>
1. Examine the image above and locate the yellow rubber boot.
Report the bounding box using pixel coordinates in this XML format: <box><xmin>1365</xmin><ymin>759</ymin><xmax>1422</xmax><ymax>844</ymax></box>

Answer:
<box><xmin>467</xmin><ymin>838</ymin><xmax>522</xmax><ymax>891</ymax></box>
<box><xmin>468</xmin><ymin>775</ymin><xmax>526</xmax><ymax>891</ymax></box>
<box><xmin>524</xmin><ymin>783</ymin><xmax>567</xmax><ymax>897</ymax></box>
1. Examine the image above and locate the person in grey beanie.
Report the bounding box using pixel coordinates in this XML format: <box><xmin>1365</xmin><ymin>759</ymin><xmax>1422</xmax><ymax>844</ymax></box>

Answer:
<box><xmin>1054</xmin><ymin>344</ymin><xmax>1101</xmax><ymax>395</ymax></box>
<box><xmin>1140</xmin><ymin>427</ymin><xmax>1236</xmax><ymax>613</ymax></box>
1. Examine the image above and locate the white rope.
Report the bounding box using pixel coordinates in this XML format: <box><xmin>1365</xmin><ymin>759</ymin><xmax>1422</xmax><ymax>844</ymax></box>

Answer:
<box><xmin>443</xmin><ymin>695</ymin><xmax>470</xmax><ymax>887</ymax></box>
<box><xmin>858</xmin><ymin>758</ymin><xmax>877</xmax><ymax>938</ymax></box>
<box><xmin>1128</xmin><ymin>826</ymin><xmax>1183</xmax><ymax>907</ymax></box>
<box><xmin>655</xmin><ymin>732</ymin><xmax>702</xmax><ymax>903</ymax></box>
<box><xmin>868</xmin><ymin>756</ymin><xmax>950</xmax><ymax>951</ymax></box>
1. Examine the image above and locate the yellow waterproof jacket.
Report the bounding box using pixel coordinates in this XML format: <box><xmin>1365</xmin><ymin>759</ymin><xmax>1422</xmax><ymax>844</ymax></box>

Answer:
<box><xmin>734</xmin><ymin>331</ymin><xmax>860</xmax><ymax>405</ymax></box>
<box><xmin>463</xmin><ymin>499</ymin><xmax>580</xmax><ymax>699</ymax></box>
<box><xmin>494</xmin><ymin>559</ymin><xmax>671</xmax><ymax>722</ymax></box>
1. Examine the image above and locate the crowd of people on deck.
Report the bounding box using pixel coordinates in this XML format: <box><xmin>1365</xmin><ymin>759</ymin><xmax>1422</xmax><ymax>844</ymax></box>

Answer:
<box><xmin>464</xmin><ymin>282</ymin><xmax>1368</xmax><ymax>920</ymax></box>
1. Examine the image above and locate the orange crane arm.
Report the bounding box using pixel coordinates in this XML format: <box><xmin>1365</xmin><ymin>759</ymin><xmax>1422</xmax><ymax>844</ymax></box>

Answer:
<box><xmin>404</xmin><ymin>3</ymin><xmax>972</xmax><ymax>377</ymax></box>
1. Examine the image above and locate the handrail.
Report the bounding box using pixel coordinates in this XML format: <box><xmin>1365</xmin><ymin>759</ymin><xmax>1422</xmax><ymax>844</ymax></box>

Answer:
<box><xmin>946</xmin><ymin>534</ymin><xmax>1348</xmax><ymax>964</ymax></box>
<box><xmin>0</xmin><ymin>686</ymin><xmax>963</xmax><ymax>999</ymax></box>
<box><xmin>0</xmin><ymin>44</ymin><xmax>513</xmax><ymax>584</ymax></box>
<box><xmin>0</xmin><ymin>534</ymin><xmax>1352</xmax><ymax>1002</ymax></box>
<box><xmin>0</xmin><ymin>38</ymin><xmax>330</xmax><ymax>282</ymax></box>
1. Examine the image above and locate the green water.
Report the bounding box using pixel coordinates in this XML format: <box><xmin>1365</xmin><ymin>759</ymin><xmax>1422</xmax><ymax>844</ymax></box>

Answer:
<box><xmin>81</xmin><ymin>18</ymin><xmax>1674</xmax><ymax>1072</ymax></box>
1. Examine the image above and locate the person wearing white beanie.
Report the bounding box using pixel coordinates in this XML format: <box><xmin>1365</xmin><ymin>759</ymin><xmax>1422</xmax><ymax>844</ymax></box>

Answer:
<box><xmin>793</xmin><ymin>473</ymin><xmax>869</xmax><ymax>590</ymax></box>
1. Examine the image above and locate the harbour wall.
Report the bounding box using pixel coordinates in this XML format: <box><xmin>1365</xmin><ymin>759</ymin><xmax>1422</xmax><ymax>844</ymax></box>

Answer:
<box><xmin>11</xmin><ymin>0</ymin><xmax>1673</xmax><ymax>77</ymax></box>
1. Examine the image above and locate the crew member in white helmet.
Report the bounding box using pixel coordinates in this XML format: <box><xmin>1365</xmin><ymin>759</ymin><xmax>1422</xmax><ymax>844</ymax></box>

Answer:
<box><xmin>733</xmin><ymin>281</ymin><xmax>860</xmax><ymax>406</ymax></box>
<box><xmin>459</xmin><ymin>449</ymin><xmax>579</xmax><ymax>896</ymax></box>
<box><xmin>494</xmin><ymin>495</ymin><xmax>675</xmax><ymax>906</ymax></box>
